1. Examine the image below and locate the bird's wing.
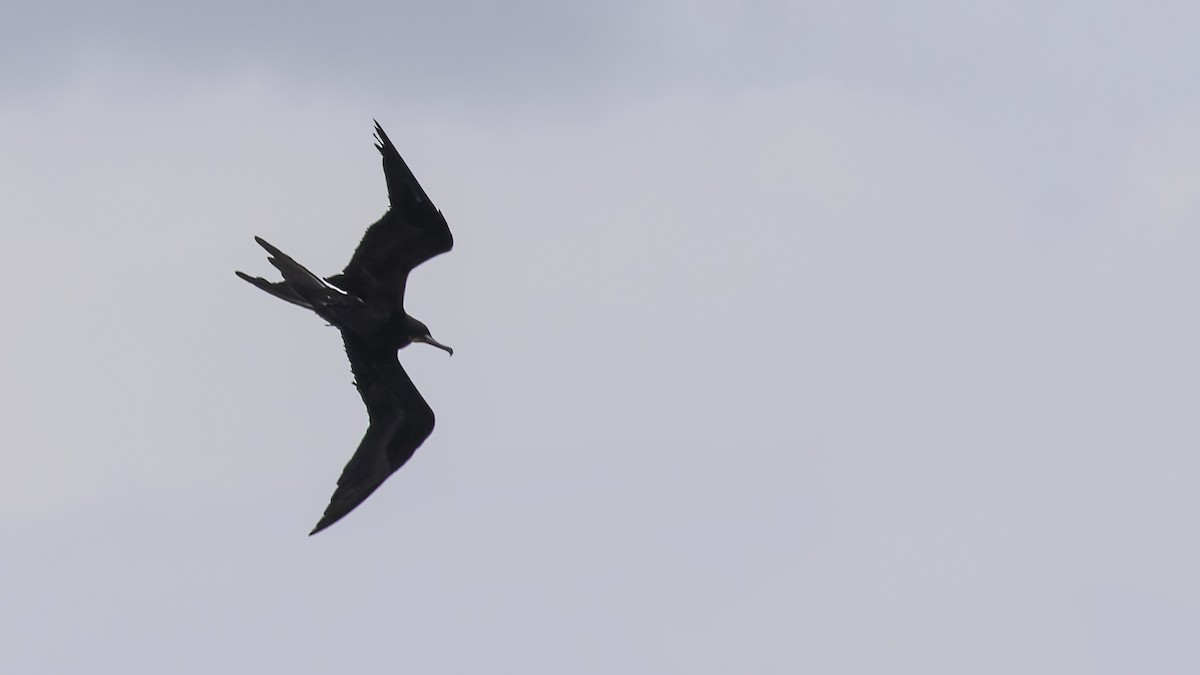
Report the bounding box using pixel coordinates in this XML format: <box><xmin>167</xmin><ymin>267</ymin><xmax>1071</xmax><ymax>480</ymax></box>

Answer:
<box><xmin>340</xmin><ymin>122</ymin><xmax>453</xmax><ymax>310</ymax></box>
<box><xmin>309</xmin><ymin>333</ymin><xmax>436</xmax><ymax>535</ymax></box>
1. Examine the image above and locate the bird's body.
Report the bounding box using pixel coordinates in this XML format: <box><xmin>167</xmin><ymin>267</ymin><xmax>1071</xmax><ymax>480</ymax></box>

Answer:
<box><xmin>237</xmin><ymin>122</ymin><xmax>453</xmax><ymax>535</ymax></box>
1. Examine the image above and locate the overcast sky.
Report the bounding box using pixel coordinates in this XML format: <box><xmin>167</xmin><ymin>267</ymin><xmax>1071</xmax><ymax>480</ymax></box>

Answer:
<box><xmin>2</xmin><ymin>1</ymin><xmax>1199</xmax><ymax>672</ymax></box>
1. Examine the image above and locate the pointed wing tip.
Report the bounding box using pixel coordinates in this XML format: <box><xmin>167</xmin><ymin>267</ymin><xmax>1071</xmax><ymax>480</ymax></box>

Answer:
<box><xmin>310</xmin><ymin>505</ymin><xmax>346</xmax><ymax>535</ymax></box>
<box><xmin>373</xmin><ymin>121</ymin><xmax>394</xmax><ymax>154</ymax></box>
<box><xmin>309</xmin><ymin>506</ymin><xmax>348</xmax><ymax>535</ymax></box>
<box><xmin>309</xmin><ymin>486</ymin><xmax>369</xmax><ymax>536</ymax></box>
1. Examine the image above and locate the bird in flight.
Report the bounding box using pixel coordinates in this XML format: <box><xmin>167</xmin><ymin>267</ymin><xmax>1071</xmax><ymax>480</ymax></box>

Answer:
<box><xmin>237</xmin><ymin>121</ymin><xmax>454</xmax><ymax>535</ymax></box>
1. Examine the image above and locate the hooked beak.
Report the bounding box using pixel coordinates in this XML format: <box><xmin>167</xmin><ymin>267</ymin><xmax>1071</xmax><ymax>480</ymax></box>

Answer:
<box><xmin>414</xmin><ymin>334</ymin><xmax>454</xmax><ymax>356</ymax></box>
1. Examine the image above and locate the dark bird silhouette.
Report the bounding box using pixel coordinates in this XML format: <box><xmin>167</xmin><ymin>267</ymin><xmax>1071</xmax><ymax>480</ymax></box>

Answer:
<box><xmin>237</xmin><ymin>122</ymin><xmax>454</xmax><ymax>535</ymax></box>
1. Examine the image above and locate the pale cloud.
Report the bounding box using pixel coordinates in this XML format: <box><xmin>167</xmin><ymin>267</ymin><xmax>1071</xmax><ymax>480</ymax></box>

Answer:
<box><xmin>2</xmin><ymin>5</ymin><xmax>1200</xmax><ymax>672</ymax></box>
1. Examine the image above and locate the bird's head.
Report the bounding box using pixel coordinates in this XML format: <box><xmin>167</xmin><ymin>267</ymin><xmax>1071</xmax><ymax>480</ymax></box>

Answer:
<box><xmin>407</xmin><ymin>317</ymin><xmax>453</xmax><ymax>355</ymax></box>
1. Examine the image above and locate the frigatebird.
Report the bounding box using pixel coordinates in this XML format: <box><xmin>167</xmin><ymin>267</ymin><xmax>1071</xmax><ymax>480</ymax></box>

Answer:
<box><xmin>236</xmin><ymin>122</ymin><xmax>453</xmax><ymax>535</ymax></box>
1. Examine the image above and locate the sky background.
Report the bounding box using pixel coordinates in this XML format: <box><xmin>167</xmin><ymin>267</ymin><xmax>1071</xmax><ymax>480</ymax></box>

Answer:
<box><xmin>2</xmin><ymin>1</ymin><xmax>1199</xmax><ymax>672</ymax></box>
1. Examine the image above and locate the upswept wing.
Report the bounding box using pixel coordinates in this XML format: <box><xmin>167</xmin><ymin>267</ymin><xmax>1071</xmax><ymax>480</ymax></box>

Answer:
<box><xmin>339</xmin><ymin>122</ymin><xmax>453</xmax><ymax>310</ymax></box>
<box><xmin>309</xmin><ymin>333</ymin><xmax>436</xmax><ymax>535</ymax></box>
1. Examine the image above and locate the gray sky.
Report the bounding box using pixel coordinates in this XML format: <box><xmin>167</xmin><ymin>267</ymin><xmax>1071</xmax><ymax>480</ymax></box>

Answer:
<box><xmin>2</xmin><ymin>1</ymin><xmax>1199</xmax><ymax>672</ymax></box>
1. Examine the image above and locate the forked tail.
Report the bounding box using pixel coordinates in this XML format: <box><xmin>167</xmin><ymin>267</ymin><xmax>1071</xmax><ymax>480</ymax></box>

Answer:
<box><xmin>236</xmin><ymin>237</ymin><xmax>363</xmax><ymax>310</ymax></box>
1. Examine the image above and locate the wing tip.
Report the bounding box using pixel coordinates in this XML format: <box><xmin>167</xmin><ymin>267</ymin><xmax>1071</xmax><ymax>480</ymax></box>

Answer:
<box><xmin>309</xmin><ymin>505</ymin><xmax>349</xmax><ymax>536</ymax></box>
<box><xmin>373</xmin><ymin>119</ymin><xmax>394</xmax><ymax>155</ymax></box>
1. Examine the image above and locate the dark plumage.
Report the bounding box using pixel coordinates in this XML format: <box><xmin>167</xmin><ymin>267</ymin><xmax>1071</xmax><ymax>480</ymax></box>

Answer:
<box><xmin>237</xmin><ymin>122</ymin><xmax>454</xmax><ymax>535</ymax></box>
